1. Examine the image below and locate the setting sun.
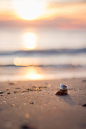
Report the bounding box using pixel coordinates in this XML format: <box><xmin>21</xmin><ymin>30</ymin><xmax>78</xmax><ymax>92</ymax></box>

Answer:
<box><xmin>12</xmin><ymin>0</ymin><xmax>47</xmax><ymax>20</ymax></box>
<box><xmin>23</xmin><ymin>32</ymin><xmax>37</xmax><ymax>49</ymax></box>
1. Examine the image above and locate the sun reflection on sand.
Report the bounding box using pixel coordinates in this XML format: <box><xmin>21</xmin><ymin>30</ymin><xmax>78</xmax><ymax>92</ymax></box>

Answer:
<box><xmin>23</xmin><ymin>32</ymin><xmax>37</xmax><ymax>49</ymax></box>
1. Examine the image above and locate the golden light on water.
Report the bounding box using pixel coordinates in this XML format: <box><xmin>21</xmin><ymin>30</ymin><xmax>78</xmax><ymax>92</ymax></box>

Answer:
<box><xmin>13</xmin><ymin>58</ymin><xmax>42</xmax><ymax>79</ymax></box>
<box><xmin>12</xmin><ymin>0</ymin><xmax>47</xmax><ymax>20</ymax></box>
<box><xmin>23</xmin><ymin>32</ymin><xmax>37</xmax><ymax>49</ymax></box>
<box><xmin>25</xmin><ymin>67</ymin><xmax>42</xmax><ymax>80</ymax></box>
<box><xmin>26</xmin><ymin>73</ymin><xmax>41</xmax><ymax>80</ymax></box>
<box><xmin>14</xmin><ymin>57</ymin><xmax>22</xmax><ymax>66</ymax></box>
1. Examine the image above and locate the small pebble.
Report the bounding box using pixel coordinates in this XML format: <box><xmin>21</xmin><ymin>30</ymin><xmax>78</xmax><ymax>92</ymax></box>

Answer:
<box><xmin>7</xmin><ymin>92</ymin><xmax>11</xmax><ymax>94</ymax></box>
<box><xmin>5</xmin><ymin>97</ymin><xmax>7</xmax><ymax>98</ymax></box>
<box><xmin>27</xmin><ymin>88</ymin><xmax>36</xmax><ymax>91</ymax></box>
<box><xmin>15</xmin><ymin>87</ymin><xmax>21</xmax><ymax>89</ymax></box>
<box><xmin>23</xmin><ymin>90</ymin><xmax>29</xmax><ymax>93</ymax></box>
<box><xmin>21</xmin><ymin>124</ymin><xmax>35</xmax><ymax>129</ymax></box>
<box><xmin>30</xmin><ymin>102</ymin><xmax>34</xmax><ymax>104</ymax></box>
<box><xmin>6</xmin><ymin>88</ymin><xmax>9</xmax><ymax>91</ymax></box>
<box><xmin>14</xmin><ymin>91</ymin><xmax>18</xmax><ymax>93</ymax></box>
<box><xmin>11</xmin><ymin>104</ymin><xmax>15</xmax><ymax>107</ymax></box>
<box><xmin>36</xmin><ymin>87</ymin><xmax>39</xmax><ymax>90</ymax></box>
<box><xmin>39</xmin><ymin>86</ymin><xmax>47</xmax><ymax>88</ymax></box>
<box><xmin>82</xmin><ymin>104</ymin><xmax>86</xmax><ymax>107</ymax></box>
<box><xmin>9</xmin><ymin>82</ymin><xmax>17</xmax><ymax>85</ymax></box>
<box><xmin>32</xmin><ymin>86</ymin><xmax>47</xmax><ymax>89</ymax></box>
<box><xmin>0</xmin><ymin>91</ymin><xmax>4</xmax><ymax>94</ymax></box>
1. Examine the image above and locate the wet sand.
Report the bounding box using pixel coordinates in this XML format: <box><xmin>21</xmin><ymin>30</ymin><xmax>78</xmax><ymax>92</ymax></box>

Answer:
<box><xmin>0</xmin><ymin>78</ymin><xmax>86</xmax><ymax>129</ymax></box>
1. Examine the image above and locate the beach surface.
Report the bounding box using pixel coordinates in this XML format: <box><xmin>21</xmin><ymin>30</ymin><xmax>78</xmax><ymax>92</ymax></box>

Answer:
<box><xmin>0</xmin><ymin>78</ymin><xmax>86</xmax><ymax>129</ymax></box>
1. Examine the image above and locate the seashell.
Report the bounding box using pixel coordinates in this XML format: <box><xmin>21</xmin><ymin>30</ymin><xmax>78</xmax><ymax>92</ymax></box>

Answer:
<box><xmin>60</xmin><ymin>86</ymin><xmax>67</xmax><ymax>90</ymax></box>
<box><xmin>60</xmin><ymin>83</ymin><xmax>67</xmax><ymax>90</ymax></box>
<box><xmin>55</xmin><ymin>89</ymin><xmax>68</xmax><ymax>95</ymax></box>
<box><xmin>55</xmin><ymin>83</ymin><xmax>68</xmax><ymax>96</ymax></box>
<box><xmin>60</xmin><ymin>83</ymin><xmax>65</xmax><ymax>87</ymax></box>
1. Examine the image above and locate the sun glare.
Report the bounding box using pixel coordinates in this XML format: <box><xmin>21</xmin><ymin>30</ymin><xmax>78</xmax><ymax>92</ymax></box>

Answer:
<box><xmin>26</xmin><ymin>73</ymin><xmax>42</xmax><ymax>79</ymax></box>
<box><xmin>25</xmin><ymin>67</ymin><xmax>42</xmax><ymax>80</ymax></box>
<box><xmin>23</xmin><ymin>32</ymin><xmax>36</xmax><ymax>49</ymax></box>
<box><xmin>12</xmin><ymin>0</ymin><xmax>47</xmax><ymax>20</ymax></box>
<box><xmin>14</xmin><ymin>57</ymin><xmax>22</xmax><ymax>66</ymax></box>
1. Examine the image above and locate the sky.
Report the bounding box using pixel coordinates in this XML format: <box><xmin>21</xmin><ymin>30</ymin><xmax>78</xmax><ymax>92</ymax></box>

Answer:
<box><xmin>0</xmin><ymin>0</ymin><xmax>86</xmax><ymax>29</ymax></box>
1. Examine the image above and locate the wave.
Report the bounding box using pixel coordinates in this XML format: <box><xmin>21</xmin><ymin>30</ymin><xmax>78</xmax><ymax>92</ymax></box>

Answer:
<box><xmin>0</xmin><ymin>64</ymin><xmax>86</xmax><ymax>69</ymax></box>
<box><xmin>0</xmin><ymin>48</ymin><xmax>86</xmax><ymax>56</ymax></box>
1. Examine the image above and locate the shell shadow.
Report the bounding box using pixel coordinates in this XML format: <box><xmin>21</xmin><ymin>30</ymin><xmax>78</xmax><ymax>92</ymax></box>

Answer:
<box><xmin>57</xmin><ymin>94</ymin><xmax>76</xmax><ymax>106</ymax></box>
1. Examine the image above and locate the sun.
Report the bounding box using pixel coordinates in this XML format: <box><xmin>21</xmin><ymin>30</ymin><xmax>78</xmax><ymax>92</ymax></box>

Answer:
<box><xmin>12</xmin><ymin>0</ymin><xmax>46</xmax><ymax>20</ymax></box>
<box><xmin>23</xmin><ymin>32</ymin><xmax>37</xmax><ymax>49</ymax></box>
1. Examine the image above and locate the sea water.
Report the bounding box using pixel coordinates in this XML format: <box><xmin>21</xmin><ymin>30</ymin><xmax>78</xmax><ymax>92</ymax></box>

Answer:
<box><xmin>0</xmin><ymin>27</ymin><xmax>86</xmax><ymax>81</ymax></box>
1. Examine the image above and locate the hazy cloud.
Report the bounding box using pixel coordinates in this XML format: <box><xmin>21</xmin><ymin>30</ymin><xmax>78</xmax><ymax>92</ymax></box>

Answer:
<box><xmin>48</xmin><ymin>0</ymin><xmax>86</xmax><ymax>3</ymax></box>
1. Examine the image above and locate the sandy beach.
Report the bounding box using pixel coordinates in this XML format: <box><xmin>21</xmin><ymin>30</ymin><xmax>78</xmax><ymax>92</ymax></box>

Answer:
<box><xmin>0</xmin><ymin>78</ymin><xmax>86</xmax><ymax>129</ymax></box>
<box><xmin>0</xmin><ymin>0</ymin><xmax>86</xmax><ymax>129</ymax></box>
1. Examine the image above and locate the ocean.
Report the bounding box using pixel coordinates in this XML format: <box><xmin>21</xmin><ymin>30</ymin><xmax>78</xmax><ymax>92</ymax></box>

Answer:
<box><xmin>0</xmin><ymin>27</ymin><xmax>86</xmax><ymax>81</ymax></box>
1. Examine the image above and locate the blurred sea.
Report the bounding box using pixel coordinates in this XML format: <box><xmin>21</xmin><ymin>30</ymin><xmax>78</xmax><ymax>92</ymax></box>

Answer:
<box><xmin>0</xmin><ymin>27</ymin><xmax>86</xmax><ymax>81</ymax></box>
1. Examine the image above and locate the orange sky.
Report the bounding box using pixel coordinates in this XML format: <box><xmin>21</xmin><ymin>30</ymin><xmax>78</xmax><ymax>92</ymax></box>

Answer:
<box><xmin>0</xmin><ymin>1</ymin><xmax>86</xmax><ymax>29</ymax></box>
